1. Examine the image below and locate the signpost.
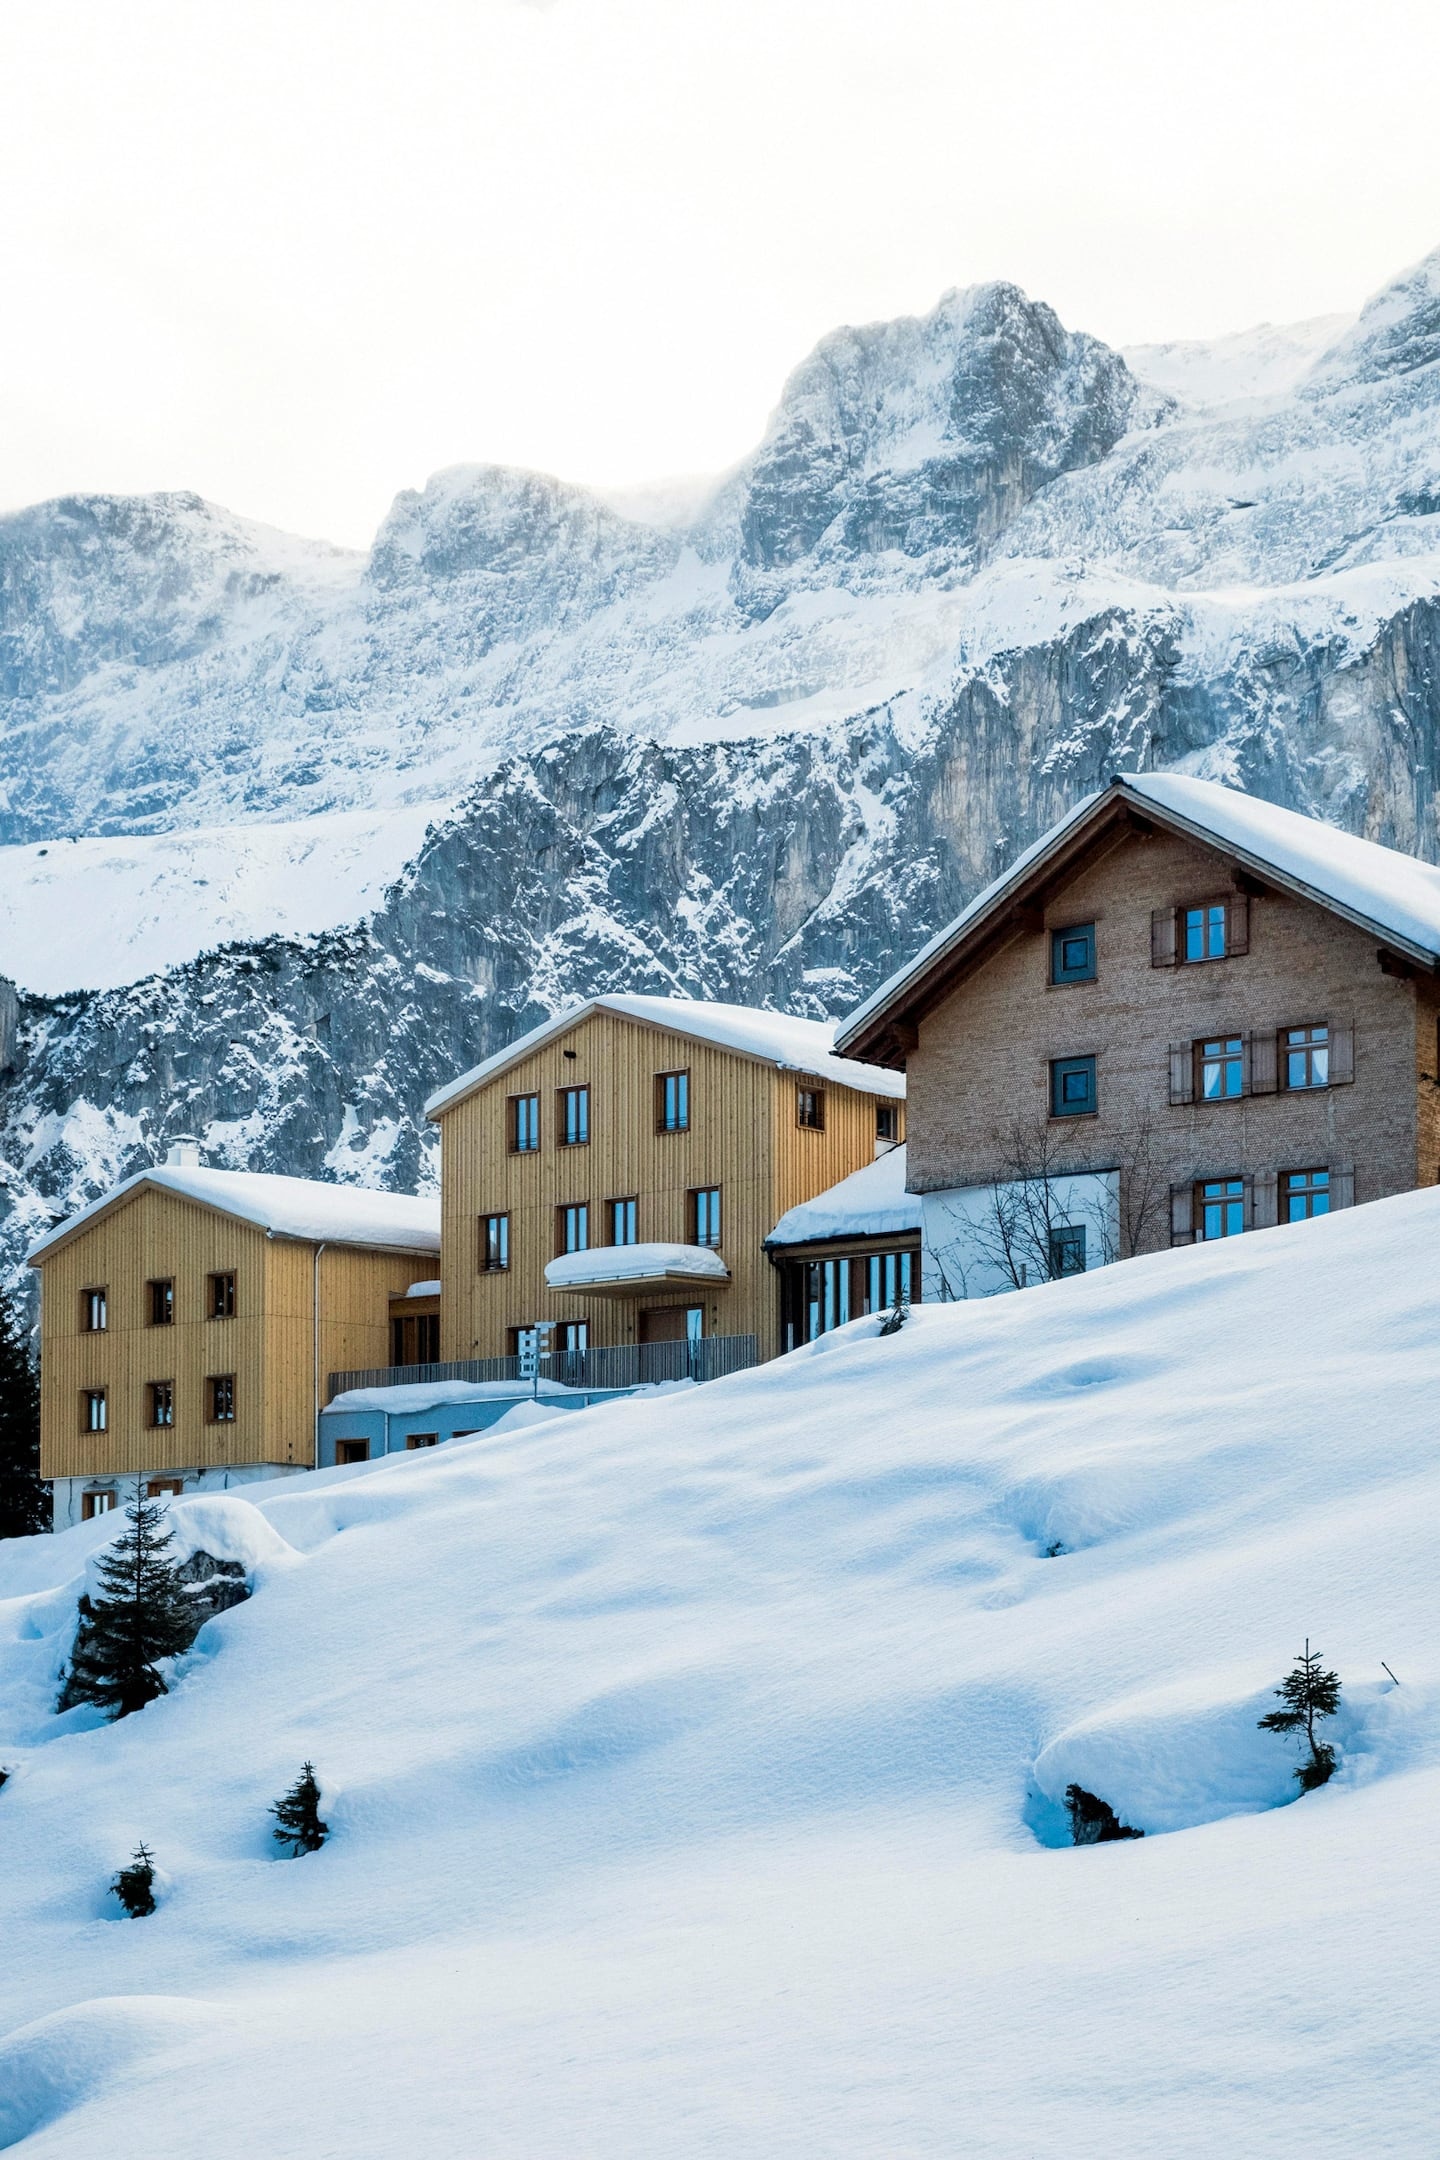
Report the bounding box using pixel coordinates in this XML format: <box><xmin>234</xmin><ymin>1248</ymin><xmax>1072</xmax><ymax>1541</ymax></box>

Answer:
<box><xmin>519</xmin><ymin>1322</ymin><xmax>554</xmax><ymax>1399</ymax></box>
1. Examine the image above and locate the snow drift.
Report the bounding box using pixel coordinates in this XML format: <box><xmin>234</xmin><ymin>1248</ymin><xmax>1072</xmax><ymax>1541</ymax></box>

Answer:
<box><xmin>2</xmin><ymin>1189</ymin><xmax>1439</xmax><ymax>2153</ymax></box>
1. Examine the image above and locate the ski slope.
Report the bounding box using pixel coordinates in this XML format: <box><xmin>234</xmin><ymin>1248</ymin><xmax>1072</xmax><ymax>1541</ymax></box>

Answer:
<box><xmin>2</xmin><ymin>1191</ymin><xmax>1439</xmax><ymax>2155</ymax></box>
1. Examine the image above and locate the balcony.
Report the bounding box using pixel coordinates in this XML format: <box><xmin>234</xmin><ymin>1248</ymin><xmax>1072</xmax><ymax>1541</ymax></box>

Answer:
<box><xmin>543</xmin><ymin>1241</ymin><xmax>731</xmax><ymax>1300</ymax></box>
<box><xmin>328</xmin><ymin>1333</ymin><xmax>759</xmax><ymax>1401</ymax></box>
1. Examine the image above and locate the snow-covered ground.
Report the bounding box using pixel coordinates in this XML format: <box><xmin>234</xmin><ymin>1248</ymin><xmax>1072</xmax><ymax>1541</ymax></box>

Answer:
<box><xmin>0</xmin><ymin>802</ymin><xmax>443</xmax><ymax>994</ymax></box>
<box><xmin>2</xmin><ymin>1191</ymin><xmax>1439</xmax><ymax>2155</ymax></box>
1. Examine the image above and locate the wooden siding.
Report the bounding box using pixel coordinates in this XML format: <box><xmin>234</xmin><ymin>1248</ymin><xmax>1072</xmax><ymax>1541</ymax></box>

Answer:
<box><xmin>34</xmin><ymin>1185</ymin><xmax>433</xmax><ymax>1480</ymax></box>
<box><xmin>434</xmin><ymin>1009</ymin><xmax>888</xmax><ymax>1364</ymax></box>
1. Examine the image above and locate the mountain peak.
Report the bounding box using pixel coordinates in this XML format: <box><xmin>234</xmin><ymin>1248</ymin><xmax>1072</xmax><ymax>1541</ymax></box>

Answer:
<box><xmin>1303</xmin><ymin>241</ymin><xmax>1440</xmax><ymax>394</ymax></box>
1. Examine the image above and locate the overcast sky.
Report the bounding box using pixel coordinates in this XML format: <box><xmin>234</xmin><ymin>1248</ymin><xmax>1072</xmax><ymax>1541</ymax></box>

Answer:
<box><xmin>4</xmin><ymin>0</ymin><xmax>1439</xmax><ymax>548</ymax></box>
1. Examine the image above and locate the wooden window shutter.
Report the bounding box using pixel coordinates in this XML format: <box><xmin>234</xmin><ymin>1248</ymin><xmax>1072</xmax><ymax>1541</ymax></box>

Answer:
<box><xmin>1328</xmin><ymin>1019</ymin><xmax>1355</xmax><ymax>1084</ymax></box>
<box><xmin>1329</xmin><ymin>1164</ymin><xmax>1355</xmax><ymax>1210</ymax></box>
<box><xmin>1168</xmin><ymin>1042</ymin><xmax>1194</xmax><ymax>1105</ymax></box>
<box><xmin>1151</xmin><ymin>907</ymin><xmax>1179</xmax><ymax>968</ymax></box>
<box><xmin>1170</xmin><ymin>1184</ymin><xmax>1194</xmax><ymax>1245</ymax></box>
<box><xmin>1248</xmin><ymin>1028</ymin><xmax>1278</xmax><ymax>1095</ymax></box>
<box><xmin>1252</xmin><ymin>1170</ymin><xmax>1278</xmax><ymax>1229</ymax></box>
<box><xmin>1225</xmin><ymin>892</ymin><xmax>1250</xmax><ymax>955</ymax></box>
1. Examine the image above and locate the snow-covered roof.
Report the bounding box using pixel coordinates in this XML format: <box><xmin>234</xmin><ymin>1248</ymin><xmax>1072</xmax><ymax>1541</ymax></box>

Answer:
<box><xmin>767</xmin><ymin>1146</ymin><xmax>923</xmax><ymax>1248</ymax></box>
<box><xmin>28</xmin><ymin>1164</ymin><xmax>441</xmax><ymax>1264</ymax></box>
<box><xmin>425</xmin><ymin>994</ymin><xmax>907</xmax><ymax>1118</ymax></box>
<box><xmin>544</xmin><ymin>1241</ymin><xmax>731</xmax><ymax>1291</ymax></box>
<box><xmin>837</xmin><ymin>772</ymin><xmax>1440</xmax><ymax>1060</ymax></box>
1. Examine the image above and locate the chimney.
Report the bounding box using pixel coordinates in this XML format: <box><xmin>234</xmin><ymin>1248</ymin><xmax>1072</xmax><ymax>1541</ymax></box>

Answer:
<box><xmin>165</xmin><ymin>1140</ymin><xmax>202</xmax><ymax>1168</ymax></box>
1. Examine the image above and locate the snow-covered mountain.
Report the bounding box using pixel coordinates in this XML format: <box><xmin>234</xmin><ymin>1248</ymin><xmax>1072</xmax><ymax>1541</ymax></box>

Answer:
<box><xmin>2</xmin><ymin>1193</ymin><xmax>1438</xmax><ymax>2154</ymax></box>
<box><xmin>7</xmin><ymin>247</ymin><xmax>1440</xmax><ymax>1266</ymax></box>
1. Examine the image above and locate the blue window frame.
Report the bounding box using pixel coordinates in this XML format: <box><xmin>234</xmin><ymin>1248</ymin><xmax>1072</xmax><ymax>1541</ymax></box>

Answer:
<box><xmin>1283</xmin><ymin>1169</ymin><xmax>1330</xmax><ymax>1222</ymax></box>
<box><xmin>1184</xmin><ymin>903</ymin><xmax>1227</xmax><ymax>963</ymax></box>
<box><xmin>1200</xmin><ymin>1036</ymin><xmax>1245</xmax><ymax>1100</ymax></box>
<box><xmin>1198</xmin><ymin>1178</ymin><xmax>1246</xmax><ymax>1239</ymax></box>
<box><xmin>1049</xmin><ymin>1225</ymin><xmax>1087</xmax><ymax>1277</ymax></box>
<box><xmin>1050</xmin><ymin>1054</ymin><xmax>1097</xmax><ymax>1117</ymax></box>
<box><xmin>1051</xmin><ymin>923</ymin><xmax>1096</xmax><ymax>984</ymax></box>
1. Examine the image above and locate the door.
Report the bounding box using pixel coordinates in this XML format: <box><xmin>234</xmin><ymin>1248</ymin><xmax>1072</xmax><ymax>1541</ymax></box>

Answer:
<box><xmin>638</xmin><ymin>1306</ymin><xmax>703</xmax><ymax>1344</ymax></box>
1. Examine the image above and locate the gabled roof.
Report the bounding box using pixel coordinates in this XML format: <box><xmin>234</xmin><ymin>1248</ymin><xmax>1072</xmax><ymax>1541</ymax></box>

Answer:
<box><xmin>424</xmin><ymin>993</ymin><xmax>907</xmax><ymax>1119</ymax></box>
<box><xmin>28</xmin><ymin>1165</ymin><xmax>441</xmax><ymax>1265</ymax></box>
<box><xmin>837</xmin><ymin>772</ymin><xmax>1440</xmax><ymax>1067</ymax></box>
<box><xmin>767</xmin><ymin>1144</ymin><xmax>923</xmax><ymax>1248</ymax></box>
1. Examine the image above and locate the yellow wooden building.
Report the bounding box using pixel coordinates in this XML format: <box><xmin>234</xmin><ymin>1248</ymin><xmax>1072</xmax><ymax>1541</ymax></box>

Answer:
<box><xmin>423</xmin><ymin>995</ymin><xmax>906</xmax><ymax>1368</ymax></box>
<box><xmin>29</xmin><ymin>1163</ymin><xmax>440</xmax><ymax>1527</ymax></box>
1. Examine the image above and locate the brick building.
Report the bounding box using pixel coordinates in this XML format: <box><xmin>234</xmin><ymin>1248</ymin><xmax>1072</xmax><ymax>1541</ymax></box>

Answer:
<box><xmin>835</xmin><ymin>773</ymin><xmax>1440</xmax><ymax>1294</ymax></box>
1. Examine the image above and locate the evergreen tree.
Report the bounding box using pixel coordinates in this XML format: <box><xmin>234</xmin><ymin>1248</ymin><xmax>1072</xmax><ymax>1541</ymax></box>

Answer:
<box><xmin>0</xmin><ymin>1282</ymin><xmax>46</xmax><ymax>1539</ymax></box>
<box><xmin>1258</xmin><ymin>1638</ymin><xmax>1342</xmax><ymax>1791</ymax></box>
<box><xmin>58</xmin><ymin>1485</ymin><xmax>196</xmax><ymax>1719</ymax></box>
<box><xmin>270</xmin><ymin>1762</ymin><xmax>328</xmax><ymax>1855</ymax></box>
<box><xmin>111</xmin><ymin>1841</ymin><xmax>157</xmax><ymax>1917</ymax></box>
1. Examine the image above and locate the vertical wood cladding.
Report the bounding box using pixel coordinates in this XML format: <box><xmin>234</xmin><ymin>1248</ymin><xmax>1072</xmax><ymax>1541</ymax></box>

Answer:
<box><xmin>435</xmin><ymin>1010</ymin><xmax>889</xmax><ymax>1364</ymax></box>
<box><xmin>35</xmin><ymin>1186</ymin><xmax>432</xmax><ymax>1480</ymax></box>
<box><xmin>905</xmin><ymin>824</ymin><xmax>1424</xmax><ymax>1232</ymax></box>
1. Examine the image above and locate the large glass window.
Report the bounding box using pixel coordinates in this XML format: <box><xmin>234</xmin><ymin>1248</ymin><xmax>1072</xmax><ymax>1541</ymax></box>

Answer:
<box><xmin>1050</xmin><ymin>1055</ymin><xmax>1097</xmax><ymax>1117</ymax></box>
<box><xmin>656</xmin><ymin>1071</ymin><xmax>690</xmax><ymax>1133</ymax></box>
<box><xmin>864</xmin><ymin>1250</ymin><xmax>914</xmax><ymax>1314</ymax></box>
<box><xmin>557</xmin><ymin>1203</ymin><xmax>589</xmax><ymax>1254</ymax></box>
<box><xmin>510</xmin><ymin>1094</ymin><xmax>540</xmax><ymax>1152</ymax></box>
<box><xmin>1050</xmin><ymin>923</ymin><xmax>1096</xmax><ymax>984</ymax></box>
<box><xmin>1284</xmin><ymin>1025</ymin><xmax>1329</xmax><ymax>1089</ymax></box>
<box><xmin>1283</xmin><ymin>1168</ymin><xmax>1330</xmax><ymax>1221</ymax></box>
<box><xmin>609</xmin><ymin>1197</ymin><xmax>638</xmax><ymax>1245</ymax></box>
<box><xmin>691</xmin><ymin>1187</ymin><xmax>722</xmax><ymax>1248</ymax></box>
<box><xmin>1183</xmin><ymin>903</ymin><xmax>1228</xmax><ymax>963</ymax></box>
<box><xmin>558</xmin><ymin>1086</ymin><xmax>590</xmax><ymax>1147</ymax></box>
<box><xmin>1200</xmin><ymin>1036</ymin><xmax>1245</xmax><ymax>1100</ymax></box>
<box><xmin>559</xmin><ymin>1321</ymin><xmax>589</xmax><ymax>1354</ymax></box>
<box><xmin>1197</xmin><ymin>1178</ymin><xmax>1246</xmax><ymax>1240</ymax></box>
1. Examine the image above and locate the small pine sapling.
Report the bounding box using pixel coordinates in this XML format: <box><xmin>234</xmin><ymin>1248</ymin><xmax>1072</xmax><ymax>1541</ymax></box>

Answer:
<box><xmin>271</xmin><ymin>1761</ymin><xmax>329</xmax><ymax>1855</ymax></box>
<box><xmin>1258</xmin><ymin>1638</ymin><xmax>1342</xmax><ymax>1791</ymax></box>
<box><xmin>878</xmin><ymin>1295</ymin><xmax>910</xmax><ymax>1337</ymax></box>
<box><xmin>59</xmin><ymin>1483</ymin><xmax>197</xmax><ymax>1719</ymax></box>
<box><xmin>1064</xmin><ymin>1784</ymin><xmax>1143</xmax><ymax>1844</ymax></box>
<box><xmin>112</xmin><ymin>1841</ymin><xmax>157</xmax><ymax>1917</ymax></box>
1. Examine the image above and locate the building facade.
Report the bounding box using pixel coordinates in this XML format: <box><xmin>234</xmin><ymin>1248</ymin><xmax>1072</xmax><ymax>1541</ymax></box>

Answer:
<box><xmin>765</xmin><ymin>1143</ymin><xmax>923</xmax><ymax>1348</ymax></box>
<box><xmin>425</xmin><ymin>994</ymin><xmax>906</xmax><ymax>1367</ymax></box>
<box><xmin>29</xmin><ymin>1166</ymin><xmax>439</xmax><ymax>1525</ymax></box>
<box><xmin>836</xmin><ymin>773</ymin><xmax>1440</xmax><ymax>1293</ymax></box>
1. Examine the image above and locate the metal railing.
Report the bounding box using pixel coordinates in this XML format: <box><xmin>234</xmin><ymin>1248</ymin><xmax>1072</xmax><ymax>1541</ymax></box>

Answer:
<box><xmin>328</xmin><ymin>1333</ymin><xmax>760</xmax><ymax>1402</ymax></box>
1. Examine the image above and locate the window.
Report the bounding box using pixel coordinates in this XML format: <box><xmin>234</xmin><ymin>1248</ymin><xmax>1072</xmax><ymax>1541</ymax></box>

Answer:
<box><xmin>82</xmin><ymin>1388</ymin><xmax>107</xmax><ymax>1433</ymax></box>
<box><xmin>1051</xmin><ymin>923</ymin><xmax>1096</xmax><ymax>984</ymax></box>
<box><xmin>148</xmin><ymin>1381</ymin><xmax>175</xmax><ymax>1428</ymax></box>
<box><xmin>480</xmin><ymin>1213</ymin><xmax>510</xmax><ymax>1271</ymax></box>
<box><xmin>796</xmin><ymin>1086</ymin><xmax>826</xmax><ymax>1131</ymax></box>
<box><xmin>1197</xmin><ymin>1178</ymin><xmax>1246</xmax><ymax>1240</ymax></box>
<box><xmin>1050</xmin><ymin>1054</ymin><xmax>1097</xmax><ymax>1118</ymax></box>
<box><xmin>864</xmin><ymin>1250</ymin><xmax>914</xmax><ymax>1315</ymax></box>
<box><xmin>656</xmin><ymin>1070</ymin><xmax>690</xmax><ymax>1133</ymax></box>
<box><xmin>557</xmin><ymin>1085</ymin><xmax>590</xmax><ymax>1147</ymax></box>
<box><xmin>1282</xmin><ymin>1168</ymin><xmax>1330</xmax><ymax>1222</ymax></box>
<box><xmin>81</xmin><ymin>1287</ymin><xmax>107</xmax><ymax>1332</ymax></box>
<box><xmin>510</xmin><ymin>1094</ymin><xmax>540</xmax><ymax>1152</ymax></box>
<box><xmin>1200</xmin><ymin>1036</ymin><xmax>1245</xmax><ymax>1101</ymax></box>
<box><xmin>81</xmin><ymin>1488</ymin><xmax>116</xmax><ymax>1519</ymax></box>
<box><xmin>147</xmin><ymin>1478</ymin><xmax>184</xmax><ymax>1498</ymax></box>
<box><xmin>609</xmin><ymin>1197</ymin><xmax>638</xmax><ymax>1245</ymax></box>
<box><xmin>1284</xmin><ymin>1025</ymin><xmax>1329</xmax><ymax>1090</ymax></box>
<box><xmin>405</xmin><ymin>1433</ymin><xmax>438</xmax><ymax>1450</ymax></box>
<box><xmin>208</xmin><ymin>1271</ymin><xmax>236</xmax><ymax>1318</ymax></box>
<box><xmin>558</xmin><ymin>1320</ymin><xmax>589</xmax><ymax>1354</ymax></box>
<box><xmin>1049</xmin><ymin>1225</ymin><xmax>1087</xmax><ymax>1277</ymax></box>
<box><xmin>207</xmin><ymin>1373</ymin><xmax>236</xmax><ymax>1423</ymax></box>
<box><xmin>1185</xmin><ymin>903</ymin><xmax>1228</xmax><ymax>962</ymax></box>
<box><xmin>556</xmin><ymin>1203</ymin><xmax>589</xmax><ymax>1255</ymax></box>
<box><xmin>391</xmin><ymin>1313</ymin><xmax>440</xmax><ymax>1366</ymax></box>
<box><xmin>691</xmin><ymin>1187</ymin><xmax>722</xmax><ymax>1248</ymax></box>
<box><xmin>148</xmin><ymin>1278</ymin><xmax>174</xmax><ymax>1327</ymax></box>
<box><xmin>335</xmin><ymin>1438</ymin><xmax>368</xmax><ymax>1465</ymax></box>
<box><xmin>876</xmin><ymin>1102</ymin><xmax>901</xmax><ymax>1145</ymax></box>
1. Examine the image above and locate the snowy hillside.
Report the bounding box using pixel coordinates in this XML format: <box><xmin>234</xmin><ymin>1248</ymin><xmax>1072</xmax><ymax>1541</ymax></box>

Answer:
<box><xmin>1</xmin><ymin>1195</ymin><xmax>1438</xmax><ymax>2155</ymax></box>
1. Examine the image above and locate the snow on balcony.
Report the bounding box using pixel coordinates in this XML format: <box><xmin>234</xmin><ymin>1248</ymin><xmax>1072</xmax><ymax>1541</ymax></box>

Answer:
<box><xmin>544</xmin><ymin>1241</ymin><xmax>731</xmax><ymax>1297</ymax></box>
